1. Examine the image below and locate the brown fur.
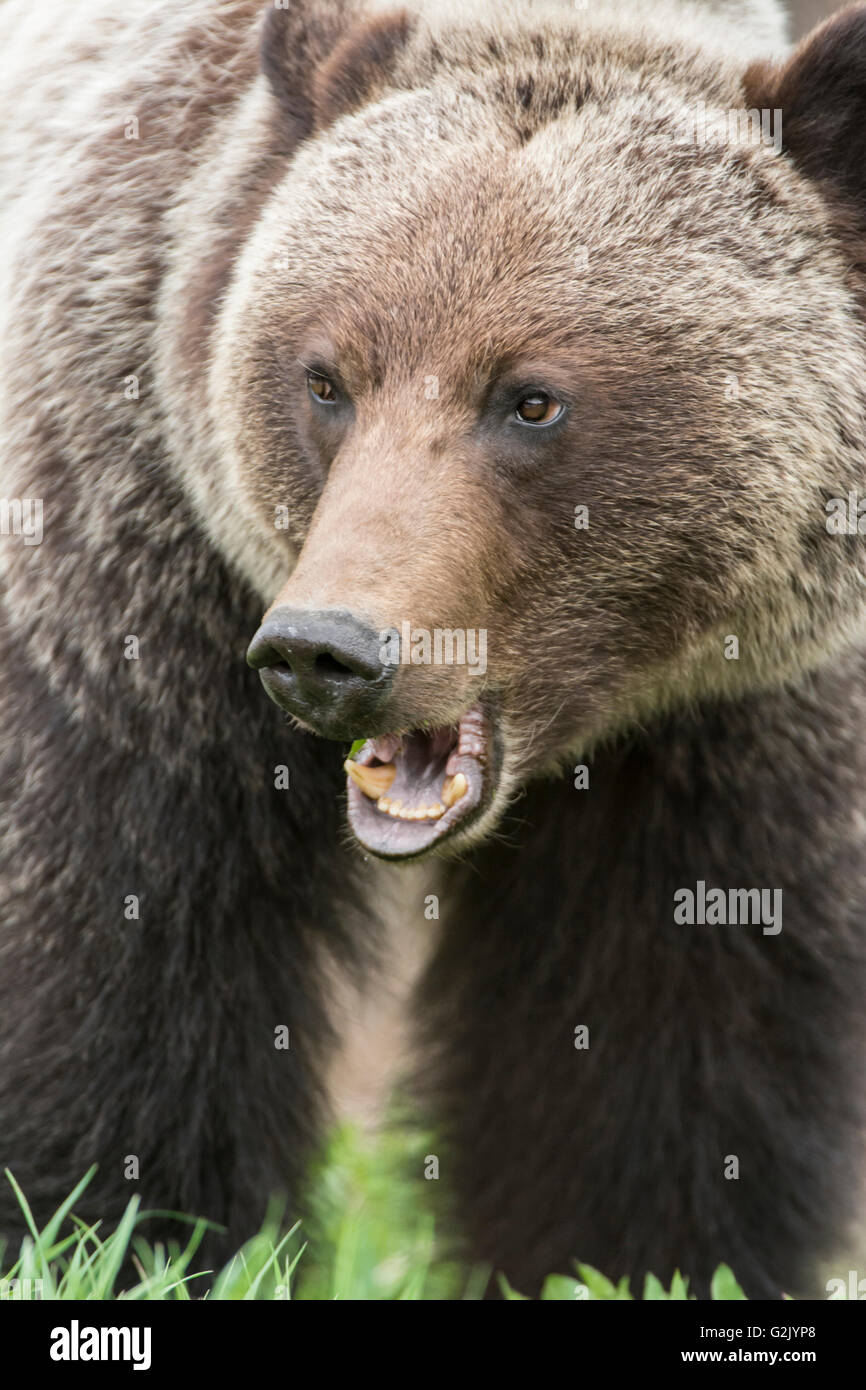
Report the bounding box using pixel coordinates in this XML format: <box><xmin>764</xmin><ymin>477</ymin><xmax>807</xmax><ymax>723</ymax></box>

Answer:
<box><xmin>3</xmin><ymin>0</ymin><xmax>866</xmax><ymax>1298</ymax></box>
<box><xmin>312</xmin><ymin>11</ymin><xmax>416</xmax><ymax>128</ymax></box>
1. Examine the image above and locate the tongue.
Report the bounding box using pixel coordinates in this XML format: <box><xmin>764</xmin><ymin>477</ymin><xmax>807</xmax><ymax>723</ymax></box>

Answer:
<box><xmin>369</xmin><ymin>734</ymin><xmax>403</xmax><ymax>763</ymax></box>
<box><xmin>343</xmin><ymin>704</ymin><xmax>490</xmax><ymax>859</ymax></box>
<box><xmin>344</xmin><ymin>727</ymin><xmax>465</xmax><ymax>821</ymax></box>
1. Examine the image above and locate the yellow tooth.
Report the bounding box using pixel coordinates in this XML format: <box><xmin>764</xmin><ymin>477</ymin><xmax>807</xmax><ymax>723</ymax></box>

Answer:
<box><xmin>426</xmin><ymin>805</ymin><xmax>443</xmax><ymax>819</ymax></box>
<box><xmin>387</xmin><ymin>801</ymin><xmax>404</xmax><ymax>817</ymax></box>
<box><xmin>441</xmin><ymin>772</ymin><xmax>468</xmax><ymax>808</ymax></box>
<box><xmin>377</xmin><ymin>797</ymin><xmax>391</xmax><ymax>812</ymax></box>
<box><xmin>344</xmin><ymin>759</ymin><xmax>396</xmax><ymax>800</ymax></box>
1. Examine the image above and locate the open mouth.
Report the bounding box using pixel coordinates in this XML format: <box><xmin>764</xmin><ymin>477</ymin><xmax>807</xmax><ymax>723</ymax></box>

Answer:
<box><xmin>343</xmin><ymin>703</ymin><xmax>496</xmax><ymax>859</ymax></box>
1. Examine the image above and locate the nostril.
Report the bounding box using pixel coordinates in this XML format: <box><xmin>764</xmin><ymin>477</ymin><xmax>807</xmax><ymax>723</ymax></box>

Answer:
<box><xmin>246</xmin><ymin>637</ymin><xmax>285</xmax><ymax>672</ymax></box>
<box><xmin>315</xmin><ymin>651</ymin><xmax>355</xmax><ymax>678</ymax></box>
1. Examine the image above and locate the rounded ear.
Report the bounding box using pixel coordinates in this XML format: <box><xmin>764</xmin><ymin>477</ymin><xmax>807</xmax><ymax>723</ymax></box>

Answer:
<box><xmin>260</xmin><ymin>2</ymin><xmax>414</xmax><ymax>140</ymax></box>
<box><xmin>312</xmin><ymin>9</ymin><xmax>414</xmax><ymax>129</ymax></box>
<box><xmin>744</xmin><ymin>5</ymin><xmax>866</xmax><ymax>206</ymax></box>
<box><xmin>260</xmin><ymin>0</ymin><xmax>351</xmax><ymax>139</ymax></box>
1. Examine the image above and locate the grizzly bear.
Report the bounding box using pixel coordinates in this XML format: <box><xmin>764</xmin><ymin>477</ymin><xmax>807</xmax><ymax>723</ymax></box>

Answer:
<box><xmin>2</xmin><ymin>0</ymin><xmax>866</xmax><ymax>1300</ymax></box>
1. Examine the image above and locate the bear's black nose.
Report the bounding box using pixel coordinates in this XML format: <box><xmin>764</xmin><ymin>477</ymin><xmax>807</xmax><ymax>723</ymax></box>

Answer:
<box><xmin>246</xmin><ymin>608</ymin><xmax>394</xmax><ymax>738</ymax></box>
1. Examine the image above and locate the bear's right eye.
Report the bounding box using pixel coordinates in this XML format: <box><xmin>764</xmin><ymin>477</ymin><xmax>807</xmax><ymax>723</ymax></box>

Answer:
<box><xmin>307</xmin><ymin>372</ymin><xmax>338</xmax><ymax>405</ymax></box>
<box><xmin>515</xmin><ymin>392</ymin><xmax>563</xmax><ymax>426</ymax></box>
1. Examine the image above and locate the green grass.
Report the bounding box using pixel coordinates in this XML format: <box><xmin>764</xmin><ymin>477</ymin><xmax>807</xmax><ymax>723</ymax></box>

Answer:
<box><xmin>0</xmin><ymin>1124</ymin><xmax>746</xmax><ymax>1301</ymax></box>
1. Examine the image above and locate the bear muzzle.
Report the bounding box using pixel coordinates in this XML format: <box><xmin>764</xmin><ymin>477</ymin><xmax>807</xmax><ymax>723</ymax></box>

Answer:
<box><xmin>246</xmin><ymin>606</ymin><xmax>500</xmax><ymax>858</ymax></box>
<box><xmin>246</xmin><ymin>607</ymin><xmax>395</xmax><ymax>739</ymax></box>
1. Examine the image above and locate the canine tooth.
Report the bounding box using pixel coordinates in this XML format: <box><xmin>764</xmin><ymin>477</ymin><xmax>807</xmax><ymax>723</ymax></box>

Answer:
<box><xmin>344</xmin><ymin>759</ymin><xmax>396</xmax><ymax>799</ymax></box>
<box><xmin>441</xmin><ymin>772</ymin><xmax>468</xmax><ymax>807</ymax></box>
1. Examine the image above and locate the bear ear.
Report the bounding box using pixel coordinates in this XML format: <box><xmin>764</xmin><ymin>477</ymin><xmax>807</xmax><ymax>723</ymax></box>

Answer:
<box><xmin>743</xmin><ymin>6</ymin><xmax>866</xmax><ymax>207</ymax></box>
<box><xmin>313</xmin><ymin>10</ymin><xmax>415</xmax><ymax>129</ymax></box>
<box><xmin>260</xmin><ymin>3</ymin><xmax>414</xmax><ymax>140</ymax></box>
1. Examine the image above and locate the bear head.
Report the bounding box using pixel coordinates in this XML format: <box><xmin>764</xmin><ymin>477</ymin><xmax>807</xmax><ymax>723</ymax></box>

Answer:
<box><xmin>205</xmin><ymin>1</ymin><xmax>866</xmax><ymax>858</ymax></box>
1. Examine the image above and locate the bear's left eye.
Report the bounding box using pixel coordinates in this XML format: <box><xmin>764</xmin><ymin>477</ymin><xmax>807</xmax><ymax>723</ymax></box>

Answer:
<box><xmin>514</xmin><ymin>392</ymin><xmax>563</xmax><ymax>426</ymax></box>
<box><xmin>307</xmin><ymin>371</ymin><xmax>338</xmax><ymax>405</ymax></box>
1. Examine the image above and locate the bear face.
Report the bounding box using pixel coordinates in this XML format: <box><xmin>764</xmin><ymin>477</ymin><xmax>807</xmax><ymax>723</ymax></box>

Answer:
<box><xmin>209</xmin><ymin>8</ymin><xmax>866</xmax><ymax>860</ymax></box>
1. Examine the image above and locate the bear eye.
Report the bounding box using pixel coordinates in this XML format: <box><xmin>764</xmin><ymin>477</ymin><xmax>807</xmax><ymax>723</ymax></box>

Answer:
<box><xmin>307</xmin><ymin>371</ymin><xmax>338</xmax><ymax>405</ymax></box>
<box><xmin>514</xmin><ymin>392</ymin><xmax>563</xmax><ymax>426</ymax></box>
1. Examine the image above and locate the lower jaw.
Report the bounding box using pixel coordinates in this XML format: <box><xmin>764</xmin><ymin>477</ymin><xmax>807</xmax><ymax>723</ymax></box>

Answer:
<box><xmin>344</xmin><ymin>703</ymin><xmax>497</xmax><ymax>860</ymax></box>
